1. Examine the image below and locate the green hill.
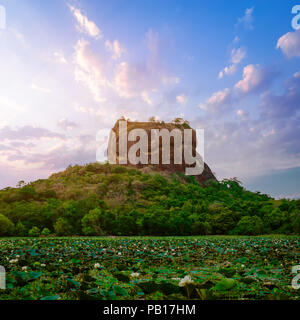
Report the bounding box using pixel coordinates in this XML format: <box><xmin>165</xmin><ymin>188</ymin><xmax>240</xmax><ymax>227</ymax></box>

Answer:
<box><xmin>0</xmin><ymin>162</ymin><xmax>299</xmax><ymax>236</ymax></box>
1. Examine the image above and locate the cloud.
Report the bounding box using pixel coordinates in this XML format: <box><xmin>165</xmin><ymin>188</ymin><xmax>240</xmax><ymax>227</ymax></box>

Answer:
<box><xmin>105</xmin><ymin>40</ymin><xmax>125</xmax><ymax>59</ymax></box>
<box><xmin>113</xmin><ymin>61</ymin><xmax>160</xmax><ymax>99</ymax></box>
<box><xmin>236</xmin><ymin>7</ymin><xmax>254</xmax><ymax>30</ymax></box>
<box><xmin>53</xmin><ymin>51</ymin><xmax>67</xmax><ymax>64</ymax></box>
<box><xmin>9</xmin><ymin>28</ymin><xmax>27</xmax><ymax>47</ymax></box>
<box><xmin>260</xmin><ymin>72</ymin><xmax>300</xmax><ymax>120</ymax></box>
<box><xmin>112</xmin><ymin>29</ymin><xmax>178</xmax><ymax>100</ymax></box>
<box><xmin>194</xmin><ymin>70</ymin><xmax>300</xmax><ymax>183</ymax></box>
<box><xmin>218</xmin><ymin>64</ymin><xmax>237</xmax><ymax>79</ymax></box>
<box><xmin>0</xmin><ymin>124</ymin><xmax>97</xmax><ymax>188</ymax></box>
<box><xmin>73</xmin><ymin>39</ymin><xmax>108</xmax><ymax>103</ymax></box>
<box><xmin>0</xmin><ymin>125</ymin><xmax>65</xmax><ymax>140</ymax></box>
<box><xmin>57</xmin><ymin>118</ymin><xmax>79</xmax><ymax>130</ymax></box>
<box><xmin>276</xmin><ymin>29</ymin><xmax>300</xmax><ymax>58</ymax></box>
<box><xmin>199</xmin><ymin>88</ymin><xmax>231</xmax><ymax>112</ymax></box>
<box><xmin>176</xmin><ymin>94</ymin><xmax>188</xmax><ymax>106</ymax></box>
<box><xmin>233</xmin><ymin>36</ymin><xmax>240</xmax><ymax>44</ymax></box>
<box><xmin>23</xmin><ymin>134</ymin><xmax>96</xmax><ymax>170</ymax></box>
<box><xmin>236</xmin><ymin>109</ymin><xmax>244</xmax><ymax>116</ymax></box>
<box><xmin>30</xmin><ymin>83</ymin><xmax>51</xmax><ymax>93</ymax></box>
<box><xmin>207</xmin><ymin>88</ymin><xmax>230</xmax><ymax>105</ymax></box>
<box><xmin>196</xmin><ymin>116</ymin><xmax>300</xmax><ymax>182</ymax></box>
<box><xmin>70</xmin><ymin>28</ymin><xmax>180</xmax><ymax>120</ymax></box>
<box><xmin>69</xmin><ymin>5</ymin><xmax>102</xmax><ymax>39</ymax></box>
<box><xmin>234</xmin><ymin>64</ymin><xmax>275</xmax><ymax>94</ymax></box>
<box><xmin>294</xmin><ymin>71</ymin><xmax>300</xmax><ymax>78</ymax></box>
<box><xmin>218</xmin><ymin>47</ymin><xmax>246</xmax><ymax>79</ymax></box>
<box><xmin>236</xmin><ymin>109</ymin><xmax>249</xmax><ymax>119</ymax></box>
<box><xmin>231</xmin><ymin>47</ymin><xmax>246</xmax><ymax>64</ymax></box>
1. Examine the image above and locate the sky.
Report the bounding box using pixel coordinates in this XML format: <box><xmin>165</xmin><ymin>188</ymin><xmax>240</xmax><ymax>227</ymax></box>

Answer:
<box><xmin>0</xmin><ymin>0</ymin><xmax>300</xmax><ymax>198</ymax></box>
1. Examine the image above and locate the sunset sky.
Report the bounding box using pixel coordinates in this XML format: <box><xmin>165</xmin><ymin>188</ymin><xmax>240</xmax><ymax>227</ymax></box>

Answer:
<box><xmin>0</xmin><ymin>0</ymin><xmax>300</xmax><ymax>198</ymax></box>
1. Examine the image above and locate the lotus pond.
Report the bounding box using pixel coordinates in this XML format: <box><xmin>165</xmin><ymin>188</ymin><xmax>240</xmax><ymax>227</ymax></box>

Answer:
<box><xmin>0</xmin><ymin>236</ymin><xmax>299</xmax><ymax>300</ymax></box>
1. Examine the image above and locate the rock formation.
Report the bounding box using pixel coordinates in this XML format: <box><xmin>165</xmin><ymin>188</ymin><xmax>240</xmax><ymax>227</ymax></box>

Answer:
<box><xmin>109</xmin><ymin>118</ymin><xmax>216</xmax><ymax>185</ymax></box>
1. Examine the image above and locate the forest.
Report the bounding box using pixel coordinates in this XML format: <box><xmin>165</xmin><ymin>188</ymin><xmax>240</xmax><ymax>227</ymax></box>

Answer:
<box><xmin>0</xmin><ymin>162</ymin><xmax>299</xmax><ymax>237</ymax></box>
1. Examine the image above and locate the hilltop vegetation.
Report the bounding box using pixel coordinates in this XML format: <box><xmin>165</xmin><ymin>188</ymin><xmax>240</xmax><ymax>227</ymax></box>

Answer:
<box><xmin>0</xmin><ymin>163</ymin><xmax>299</xmax><ymax>236</ymax></box>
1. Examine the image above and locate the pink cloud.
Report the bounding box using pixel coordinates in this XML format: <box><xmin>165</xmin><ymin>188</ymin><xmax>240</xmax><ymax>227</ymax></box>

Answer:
<box><xmin>276</xmin><ymin>29</ymin><xmax>300</xmax><ymax>58</ymax></box>
<box><xmin>235</xmin><ymin>64</ymin><xmax>274</xmax><ymax>94</ymax></box>
<box><xmin>73</xmin><ymin>39</ymin><xmax>108</xmax><ymax>103</ymax></box>
<box><xmin>199</xmin><ymin>88</ymin><xmax>230</xmax><ymax>112</ymax></box>
<box><xmin>69</xmin><ymin>5</ymin><xmax>102</xmax><ymax>39</ymax></box>
<box><xmin>57</xmin><ymin>118</ymin><xmax>79</xmax><ymax>130</ymax></box>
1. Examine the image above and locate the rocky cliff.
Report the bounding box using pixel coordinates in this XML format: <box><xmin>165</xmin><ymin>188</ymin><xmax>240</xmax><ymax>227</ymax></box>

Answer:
<box><xmin>110</xmin><ymin>119</ymin><xmax>216</xmax><ymax>185</ymax></box>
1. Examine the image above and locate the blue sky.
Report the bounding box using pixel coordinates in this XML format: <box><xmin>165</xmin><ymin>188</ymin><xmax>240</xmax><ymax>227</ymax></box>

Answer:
<box><xmin>0</xmin><ymin>0</ymin><xmax>300</xmax><ymax>198</ymax></box>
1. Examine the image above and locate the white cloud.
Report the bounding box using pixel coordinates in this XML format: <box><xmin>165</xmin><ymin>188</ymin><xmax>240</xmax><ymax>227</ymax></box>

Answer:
<box><xmin>30</xmin><ymin>83</ymin><xmax>51</xmax><ymax>93</ymax></box>
<box><xmin>69</xmin><ymin>5</ymin><xmax>102</xmax><ymax>39</ymax></box>
<box><xmin>141</xmin><ymin>91</ymin><xmax>153</xmax><ymax>105</ymax></box>
<box><xmin>294</xmin><ymin>71</ymin><xmax>300</xmax><ymax>78</ymax></box>
<box><xmin>233</xmin><ymin>36</ymin><xmax>240</xmax><ymax>44</ymax></box>
<box><xmin>218</xmin><ymin>47</ymin><xmax>246</xmax><ymax>79</ymax></box>
<box><xmin>161</xmin><ymin>76</ymin><xmax>180</xmax><ymax>85</ymax></box>
<box><xmin>218</xmin><ymin>64</ymin><xmax>237</xmax><ymax>79</ymax></box>
<box><xmin>10</xmin><ymin>28</ymin><xmax>27</xmax><ymax>47</ymax></box>
<box><xmin>105</xmin><ymin>40</ymin><xmax>125</xmax><ymax>60</ymax></box>
<box><xmin>231</xmin><ymin>47</ymin><xmax>246</xmax><ymax>64</ymax></box>
<box><xmin>276</xmin><ymin>29</ymin><xmax>300</xmax><ymax>58</ymax></box>
<box><xmin>53</xmin><ymin>51</ymin><xmax>67</xmax><ymax>64</ymax></box>
<box><xmin>236</xmin><ymin>7</ymin><xmax>254</xmax><ymax>30</ymax></box>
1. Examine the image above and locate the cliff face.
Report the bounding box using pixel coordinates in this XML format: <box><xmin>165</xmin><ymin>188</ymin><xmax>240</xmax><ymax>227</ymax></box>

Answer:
<box><xmin>110</xmin><ymin>119</ymin><xmax>217</xmax><ymax>185</ymax></box>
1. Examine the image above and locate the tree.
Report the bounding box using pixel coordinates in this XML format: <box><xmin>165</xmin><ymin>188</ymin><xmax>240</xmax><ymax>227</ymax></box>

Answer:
<box><xmin>291</xmin><ymin>210</ymin><xmax>300</xmax><ymax>234</ymax></box>
<box><xmin>41</xmin><ymin>228</ymin><xmax>51</xmax><ymax>236</ymax></box>
<box><xmin>264</xmin><ymin>208</ymin><xmax>286</xmax><ymax>231</ymax></box>
<box><xmin>172</xmin><ymin>117</ymin><xmax>184</xmax><ymax>124</ymax></box>
<box><xmin>0</xmin><ymin>214</ymin><xmax>14</xmax><ymax>236</ymax></box>
<box><xmin>54</xmin><ymin>217</ymin><xmax>73</xmax><ymax>236</ymax></box>
<box><xmin>191</xmin><ymin>219</ymin><xmax>212</xmax><ymax>235</ymax></box>
<box><xmin>28</xmin><ymin>226</ymin><xmax>40</xmax><ymax>237</ymax></box>
<box><xmin>81</xmin><ymin>208</ymin><xmax>103</xmax><ymax>235</ymax></box>
<box><xmin>15</xmin><ymin>221</ymin><xmax>26</xmax><ymax>236</ymax></box>
<box><xmin>17</xmin><ymin>186</ymin><xmax>36</xmax><ymax>201</ymax></box>
<box><xmin>212</xmin><ymin>209</ymin><xmax>237</xmax><ymax>234</ymax></box>
<box><xmin>234</xmin><ymin>216</ymin><xmax>263</xmax><ymax>235</ymax></box>
<box><xmin>16</xmin><ymin>180</ymin><xmax>26</xmax><ymax>188</ymax></box>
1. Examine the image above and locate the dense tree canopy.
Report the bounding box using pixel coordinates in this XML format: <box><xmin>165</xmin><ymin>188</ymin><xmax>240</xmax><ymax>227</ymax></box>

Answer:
<box><xmin>0</xmin><ymin>163</ymin><xmax>299</xmax><ymax>236</ymax></box>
